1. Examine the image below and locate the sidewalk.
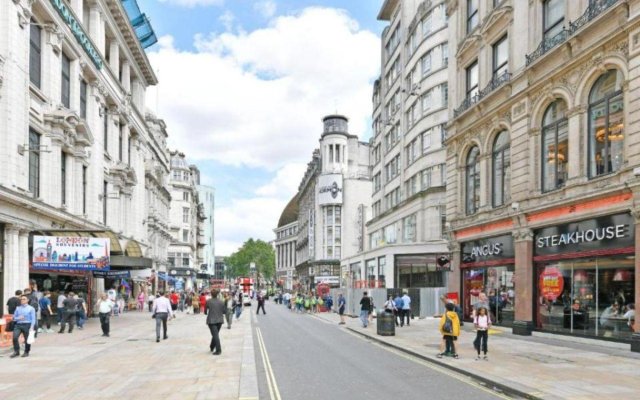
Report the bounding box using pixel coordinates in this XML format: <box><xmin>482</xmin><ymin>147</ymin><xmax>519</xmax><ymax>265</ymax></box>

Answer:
<box><xmin>314</xmin><ymin>311</ymin><xmax>640</xmax><ymax>400</ymax></box>
<box><xmin>0</xmin><ymin>310</ymin><xmax>258</xmax><ymax>400</ymax></box>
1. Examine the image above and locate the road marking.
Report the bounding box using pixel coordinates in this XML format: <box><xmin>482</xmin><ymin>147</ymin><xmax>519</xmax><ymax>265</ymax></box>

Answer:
<box><xmin>345</xmin><ymin>330</ymin><xmax>512</xmax><ymax>400</ymax></box>
<box><xmin>256</xmin><ymin>328</ymin><xmax>282</xmax><ymax>400</ymax></box>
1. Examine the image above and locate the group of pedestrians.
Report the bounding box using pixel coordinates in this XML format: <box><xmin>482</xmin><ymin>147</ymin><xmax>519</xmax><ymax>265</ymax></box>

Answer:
<box><xmin>436</xmin><ymin>294</ymin><xmax>490</xmax><ymax>361</ymax></box>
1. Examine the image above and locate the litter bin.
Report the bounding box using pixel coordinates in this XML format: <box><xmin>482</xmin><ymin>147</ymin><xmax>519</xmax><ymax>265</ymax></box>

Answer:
<box><xmin>377</xmin><ymin>310</ymin><xmax>395</xmax><ymax>336</ymax></box>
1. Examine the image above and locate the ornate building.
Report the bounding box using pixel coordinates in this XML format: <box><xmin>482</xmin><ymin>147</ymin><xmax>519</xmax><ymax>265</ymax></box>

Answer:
<box><xmin>274</xmin><ymin>195</ymin><xmax>298</xmax><ymax>290</ymax></box>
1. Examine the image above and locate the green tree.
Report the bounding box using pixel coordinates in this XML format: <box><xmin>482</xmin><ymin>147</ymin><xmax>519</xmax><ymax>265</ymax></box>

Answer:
<box><xmin>226</xmin><ymin>238</ymin><xmax>275</xmax><ymax>280</ymax></box>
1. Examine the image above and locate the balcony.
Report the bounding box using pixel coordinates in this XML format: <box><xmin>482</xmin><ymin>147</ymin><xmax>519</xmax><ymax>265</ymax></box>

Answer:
<box><xmin>526</xmin><ymin>0</ymin><xmax>619</xmax><ymax>66</ymax></box>
<box><xmin>454</xmin><ymin>71</ymin><xmax>511</xmax><ymax>118</ymax></box>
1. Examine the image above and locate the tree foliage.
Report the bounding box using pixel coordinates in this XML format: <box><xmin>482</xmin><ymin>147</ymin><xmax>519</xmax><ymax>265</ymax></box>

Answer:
<box><xmin>226</xmin><ymin>238</ymin><xmax>275</xmax><ymax>279</ymax></box>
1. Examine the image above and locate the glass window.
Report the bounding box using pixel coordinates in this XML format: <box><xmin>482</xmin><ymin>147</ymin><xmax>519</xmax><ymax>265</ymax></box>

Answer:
<box><xmin>467</xmin><ymin>0</ymin><xmax>479</xmax><ymax>33</ymax></box>
<box><xmin>182</xmin><ymin>230</ymin><xmax>189</xmax><ymax>242</ymax></box>
<box><xmin>466</xmin><ymin>146</ymin><xmax>480</xmax><ymax>215</ymax></box>
<box><xmin>463</xmin><ymin>266</ymin><xmax>515</xmax><ymax>326</ymax></box>
<box><xmin>492</xmin><ymin>35</ymin><xmax>508</xmax><ymax>79</ymax></box>
<box><xmin>421</xmin><ymin>52</ymin><xmax>432</xmax><ymax>76</ymax></box>
<box><xmin>384</xmin><ymin>223</ymin><xmax>397</xmax><ymax>244</ymax></box>
<box><xmin>80</xmin><ymin>80</ymin><xmax>87</xmax><ymax>119</ymax></box>
<box><xmin>542</xmin><ymin>100</ymin><xmax>568</xmax><ymax>191</ymax></box>
<box><xmin>61</xmin><ymin>151</ymin><xmax>67</xmax><ymax>205</ymax></box>
<box><xmin>588</xmin><ymin>70</ymin><xmax>624</xmax><ymax>178</ymax></box>
<box><xmin>378</xmin><ymin>256</ymin><xmax>387</xmax><ymax>288</ymax></box>
<box><xmin>492</xmin><ymin>131</ymin><xmax>510</xmax><ymax>207</ymax></box>
<box><xmin>403</xmin><ymin>214</ymin><xmax>417</xmax><ymax>242</ymax></box>
<box><xmin>29</xmin><ymin>21</ymin><xmax>42</xmax><ymax>88</ymax></box>
<box><xmin>118</xmin><ymin>124</ymin><xmax>123</xmax><ymax>161</ymax></box>
<box><xmin>28</xmin><ymin>129</ymin><xmax>40</xmax><ymax>197</ymax></box>
<box><xmin>422</xmin><ymin>12</ymin><xmax>433</xmax><ymax>37</ymax></box>
<box><xmin>82</xmin><ymin>166</ymin><xmax>87</xmax><ymax>214</ymax></box>
<box><xmin>103</xmin><ymin>180</ymin><xmax>108</xmax><ymax>224</ymax></box>
<box><xmin>61</xmin><ymin>53</ymin><xmax>71</xmax><ymax>109</ymax></box>
<box><xmin>543</xmin><ymin>0</ymin><xmax>564</xmax><ymax>41</ymax></box>
<box><xmin>366</xmin><ymin>259</ymin><xmax>376</xmax><ymax>282</ymax></box>
<box><xmin>466</xmin><ymin>61</ymin><xmax>479</xmax><ymax>99</ymax></box>
<box><xmin>183</xmin><ymin>207</ymin><xmax>189</xmax><ymax>223</ymax></box>
<box><xmin>103</xmin><ymin>109</ymin><xmax>109</xmax><ymax>152</ymax></box>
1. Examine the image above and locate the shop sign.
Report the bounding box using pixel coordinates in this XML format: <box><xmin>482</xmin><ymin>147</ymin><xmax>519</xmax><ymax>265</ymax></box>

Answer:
<box><xmin>50</xmin><ymin>0</ymin><xmax>103</xmax><ymax>69</ymax></box>
<box><xmin>92</xmin><ymin>270</ymin><xmax>130</xmax><ymax>278</ymax></box>
<box><xmin>314</xmin><ymin>275</ymin><xmax>339</xmax><ymax>285</ymax></box>
<box><xmin>318</xmin><ymin>174</ymin><xmax>343</xmax><ymax>205</ymax></box>
<box><xmin>32</xmin><ymin>235</ymin><xmax>110</xmax><ymax>270</ymax></box>
<box><xmin>461</xmin><ymin>234</ymin><xmax>514</xmax><ymax>263</ymax></box>
<box><xmin>534</xmin><ymin>213</ymin><xmax>634</xmax><ymax>256</ymax></box>
<box><xmin>539</xmin><ymin>266</ymin><xmax>564</xmax><ymax>301</ymax></box>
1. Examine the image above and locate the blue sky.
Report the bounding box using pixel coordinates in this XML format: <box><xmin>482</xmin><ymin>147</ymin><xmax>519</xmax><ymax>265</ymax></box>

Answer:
<box><xmin>138</xmin><ymin>0</ymin><xmax>386</xmax><ymax>255</ymax></box>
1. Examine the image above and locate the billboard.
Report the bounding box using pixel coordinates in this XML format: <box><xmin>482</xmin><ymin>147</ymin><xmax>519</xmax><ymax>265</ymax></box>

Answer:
<box><xmin>317</xmin><ymin>174</ymin><xmax>343</xmax><ymax>205</ymax></box>
<box><xmin>32</xmin><ymin>235</ymin><xmax>110</xmax><ymax>270</ymax></box>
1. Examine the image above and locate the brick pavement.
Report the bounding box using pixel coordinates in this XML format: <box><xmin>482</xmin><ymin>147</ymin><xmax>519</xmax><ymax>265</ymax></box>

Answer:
<box><xmin>313</xmin><ymin>311</ymin><xmax>640</xmax><ymax>400</ymax></box>
<box><xmin>0</xmin><ymin>309</ymin><xmax>258</xmax><ymax>400</ymax></box>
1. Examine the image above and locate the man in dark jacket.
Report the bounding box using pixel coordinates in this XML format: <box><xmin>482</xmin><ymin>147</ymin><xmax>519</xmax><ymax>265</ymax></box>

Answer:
<box><xmin>205</xmin><ymin>289</ymin><xmax>227</xmax><ymax>355</ymax></box>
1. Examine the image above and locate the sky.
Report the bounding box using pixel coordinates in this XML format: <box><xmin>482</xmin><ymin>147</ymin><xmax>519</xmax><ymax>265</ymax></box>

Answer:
<box><xmin>138</xmin><ymin>0</ymin><xmax>387</xmax><ymax>256</ymax></box>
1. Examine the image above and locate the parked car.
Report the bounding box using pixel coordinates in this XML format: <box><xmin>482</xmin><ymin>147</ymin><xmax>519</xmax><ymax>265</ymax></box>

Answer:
<box><xmin>243</xmin><ymin>293</ymin><xmax>252</xmax><ymax>306</ymax></box>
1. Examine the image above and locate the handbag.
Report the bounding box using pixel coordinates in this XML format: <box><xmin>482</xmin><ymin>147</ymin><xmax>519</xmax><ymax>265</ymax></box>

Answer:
<box><xmin>6</xmin><ymin>320</ymin><xmax>15</xmax><ymax>332</ymax></box>
<box><xmin>27</xmin><ymin>329</ymin><xmax>36</xmax><ymax>344</ymax></box>
<box><xmin>151</xmin><ymin>313</ymin><xmax>157</xmax><ymax>319</ymax></box>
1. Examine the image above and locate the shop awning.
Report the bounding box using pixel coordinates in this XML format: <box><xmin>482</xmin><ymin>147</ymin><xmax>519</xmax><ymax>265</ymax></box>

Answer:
<box><xmin>92</xmin><ymin>231</ymin><xmax>123</xmax><ymax>254</ymax></box>
<box><xmin>110</xmin><ymin>255</ymin><xmax>153</xmax><ymax>269</ymax></box>
<box><xmin>125</xmin><ymin>240</ymin><xmax>143</xmax><ymax>257</ymax></box>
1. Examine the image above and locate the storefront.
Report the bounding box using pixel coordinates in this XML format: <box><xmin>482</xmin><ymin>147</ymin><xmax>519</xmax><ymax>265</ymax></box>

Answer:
<box><xmin>534</xmin><ymin>213</ymin><xmax>635</xmax><ymax>341</ymax></box>
<box><xmin>395</xmin><ymin>254</ymin><xmax>448</xmax><ymax>289</ymax></box>
<box><xmin>461</xmin><ymin>234</ymin><xmax>515</xmax><ymax>327</ymax></box>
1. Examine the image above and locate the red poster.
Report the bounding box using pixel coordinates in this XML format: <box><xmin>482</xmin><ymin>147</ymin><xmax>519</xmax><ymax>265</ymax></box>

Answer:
<box><xmin>539</xmin><ymin>267</ymin><xmax>564</xmax><ymax>301</ymax></box>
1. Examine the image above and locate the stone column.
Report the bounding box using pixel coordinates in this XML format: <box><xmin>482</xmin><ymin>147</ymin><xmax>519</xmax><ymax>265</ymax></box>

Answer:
<box><xmin>18</xmin><ymin>229</ymin><xmax>30</xmax><ymax>290</ymax></box>
<box><xmin>631</xmin><ymin>213</ymin><xmax>640</xmax><ymax>352</ymax></box>
<box><xmin>2</xmin><ymin>226</ymin><xmax>21</xmax><ymax>308</ymax></box>
<box><xmin>447</xmin><ymin>241</ymin><xmax>460</xmax><ymax>295</ymax></box>
<box><xmin>109</xmin><ymin>41</ymin><xmax>119</xmax><ymax>77</ymax></box>
<box><xmin>513</xmin><ymin>229</ymin><xmax>534</xmax><ymax>335</ymax></box>
<box><xmin>121</xmin><ymin>61</ymin><xmax>130</xmax><ymax>92</ymax></box>
<box><xmin>566</xmin><ymin>106</ymin><xmax>585</xmax><ymax>182</ymax></box>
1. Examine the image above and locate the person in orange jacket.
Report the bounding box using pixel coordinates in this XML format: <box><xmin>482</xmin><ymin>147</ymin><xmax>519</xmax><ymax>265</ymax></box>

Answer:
<box><xmin>437</xmin><ymin>302</ymin><xmax>461</xmax><ymax>359</ymax></box>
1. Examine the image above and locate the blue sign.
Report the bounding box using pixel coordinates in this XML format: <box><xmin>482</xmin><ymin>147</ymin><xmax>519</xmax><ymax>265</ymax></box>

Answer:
<box><xmin>50</xmin><ymin>0</ymin><xmax>103</xmax><ymax>69</ymax></box>
<box><xmin>93</xmin><ymin>270</ymin><xmax>131</xmax><ymax>278</ymax></box>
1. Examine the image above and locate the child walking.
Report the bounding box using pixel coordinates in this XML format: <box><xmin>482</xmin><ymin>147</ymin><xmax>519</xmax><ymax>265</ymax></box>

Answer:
<box><xmin>473</xmin><ymin>306</ymin><xmax>491</xmax><ymax>360</ymax></box>
<box><xmin>437</xmin><ymin>302</ymin><xmax>461</xmax><ymax>359</ymax></box>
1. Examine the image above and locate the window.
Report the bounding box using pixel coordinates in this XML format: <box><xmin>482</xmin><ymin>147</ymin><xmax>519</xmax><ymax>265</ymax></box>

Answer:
<box><xmin>403</xmin><ymin>214</ymin><xmax>417</xmax><ymax>242</ymax></box>
<box><xmin>588</xmin><ymin>70</ymin><xmax>624</xmax><ymax>178</ymax></box>
<box><xmin>492</xmin><ymin>131</ymin><xmax>510</xmax><ymax>207</ymax></box>
<box><xmin>61</xmin><ymin>151</ymin><xmax>67</xmax><ymax>205</ymax></box>
<box><xmin>422</xmin><ymin>129</ymin><xmax>432</xmax><ymax>152</ymax></box>
<box><xmin>82</xmin><ymin>166</ymin><xmax>87</xmax><ymax>214</ymax></box>
<box><xmin>422</xmin><ymin>12</ymin><xmax>432</xmax><ymax>37</ymax></box>
<box><xmin>61</xmin><ymin>53</ymin><xmax>71</xmax><ymax>108</ymax></box>
<box><xmin>183</xmin><ymin>230</ymin><xmax>189</xmax><ymax>242</ymax></box>
<box><xmin>542</xmin><ymin>100</ymin><xmax>568</xmax><ymax>192</ymax></box>
<box><xmin>493</xmin><ymin>35</ymin><xmax>508</xmax><ymax>79</ymax></box>
<box><xmin>422</xmin><ymin>166</ymin><xmax>432</xmax><ymax>189</ymax></box>
<box><xmin>385</xmin><ymin>155</ymin><xmax>400</xmax><ymax>181</ymax></box>
<box><xmin>29</xmin><ymin>21</ymin><xmax>42</xmax><ymax>88</ymax></box>
<box><xmin>80</xmin><ymin>80</ymin><xmax>87</xmax><ymax>119</ymax></box>
<box><xmin>182</xmin><ymin>254</ymin><xmax>190</xmax><ymax>267</ymax></box>
<box><xmin>127</xmin><ymin>134</ymin><xmax>131</xmax><ymax>165</ymax></box>
<box><xmin>466</xmin><ymin>146</ymin><xmax>480</xmax><ymax>215</ymax></box>
<box><xmin>324</xmin><ymin>205</ymin><xmax>341</xmax><ymax>259</ymax></box>
<box><xmin>406</xmin><ymin>138</ymin><xmax>419</xmax><ymax>166</ymax></box>
<box><xmin>440</xmin><ymin>205</ymin><xmax>447</xmax><ymax>239</ymax></box>
<box><xmin>543</xmin><ymin>0</ymin><xmax>564</xmax><ymax>41</ymax></box>
<box><xmin>466</xmin><ymin>61</ymin><xmax>479</xmax><ymax>99</ymax></box>
<box><xmin>384</xmin><ymin>223</ymin><xmax>397</xmax><ymax>244</ymax></box>
<box><xmin>421</xmin><ymin>52</ymin><xmax>432</xmax><ymax>76</ymax></box>
<box><xmin>183</xmin><ymin>207</ymin><xmax>190</xmax><ymax>223</ymax></box>
<box><xmin>372</xmin><ymin>201</ymin><xmax>381</xmax><ymax>218</ymax></box>
<box><xmin>183</xmin><ymin>191</ymin><xmax>189</xmax><ymax>201</ymax></box>
<box><xmin>421</xmin><ymin>90</ymin><xmax>432</xmax><ymax>113</ymax></box>
<box><xmin>103</xmin><ymin>109</ymin><xmax>109</xmax><ymax>152</ymax></box>
<box><xmin>28</xmin><ymin>129</ymin><xmax>40</xmax><ymax>197</ymax></box>
<box><xmin>441</xmin><ymin>43</ymin><xmax>449</xmax><ymax>66</ymax></box>
<box><xmin>384</xmin><ymin>188</ymin><xmax>400</xmax><ymax>210</ymax></box>
<box><xmin>405</xmin><ymin>174</ymin><xmax>419</xmax><ymax>197</ymax></box>
<box><xmin>373</xmin><ymin>173</ymin><xmax>381</xmax><ymax>193</ymax></box>
<box><xmin>103</xmin><ymin>180</ymin><xmax>108</xmax><ymax>224</ymax></box>
<box><xmin>369</xmin><ymin>230</ymin><xmax>381</xmax><ymax>250</ymax></box>
<box><xmin>118</xmin><ymin>124</ymin><xmax>123</xmax><ymax>161</ymax></box>
<box><xmin>441</xmin><ymin>83</ymin><xmax>449</xmax><ymax>107</ymax></box>
<box><xmin>467</xmin><ymin>0</ymin><xmax>479</xmax><ymax>33</ymax></box>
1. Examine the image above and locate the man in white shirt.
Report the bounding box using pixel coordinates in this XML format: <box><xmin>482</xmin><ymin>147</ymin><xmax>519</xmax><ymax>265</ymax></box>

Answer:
<box><xmin>97</xmin><ymin>293</ymin><xmax>115</xmax><ymax>337</ymax></box>
<box><xmin>152</xmin><ymin>291</ymin><xmax>174</xmax><ymax>342</ymax></box>
<box><xmin>56</xmin><ymin>291</ymin><xmax>66</xmax><ymax>325</ymax></box>
<box><xmin>401</xmin><ymin>291</ymin><xmax>412</xmax><ymax>327</ymax></box>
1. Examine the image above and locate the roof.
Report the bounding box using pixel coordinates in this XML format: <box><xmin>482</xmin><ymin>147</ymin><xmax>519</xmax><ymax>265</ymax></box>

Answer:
<box><xmin>277</xmin><ymin>195</ymin><xmax>299</xmax><ymax>228</ymax></box>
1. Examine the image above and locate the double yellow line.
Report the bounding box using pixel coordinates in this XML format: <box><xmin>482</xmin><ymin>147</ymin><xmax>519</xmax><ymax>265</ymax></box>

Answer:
<box><xmin>256</xmin><ymin>328</ymin><xmax>281</xmax><ymax>400</ymax></box>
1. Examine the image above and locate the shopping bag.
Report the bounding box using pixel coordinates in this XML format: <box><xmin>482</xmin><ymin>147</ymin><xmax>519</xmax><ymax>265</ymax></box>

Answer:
<box><xmin>27</xmin><ymin>329</ymin><xmax>36</xmax><ymax>344</ymax></box>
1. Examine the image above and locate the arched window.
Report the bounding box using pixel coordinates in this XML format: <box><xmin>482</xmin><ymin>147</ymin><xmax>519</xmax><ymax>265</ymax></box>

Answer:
<box><xmin>588</xmin><ymin>69</ymin><xmax>624</xmax><ymax>177</ymax></box>
<box><xmin>492</xmin><ymin>131</ymin><xmax>510</xmax><ymax>207</ymax></box>
<box><xmin>542</xmin><ymin>100</ymin><xmax>568</xmax><ymax>191</ymax></box>
<box><xmin>466</xmin><ymin>146</ymin><xmax>480</xmax><ymax>215</ymax></box>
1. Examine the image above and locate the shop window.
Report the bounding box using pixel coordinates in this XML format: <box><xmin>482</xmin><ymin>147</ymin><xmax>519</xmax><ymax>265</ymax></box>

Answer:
<box><xmin>542</xmin><ymin>100</ymin><xmax>568</xmax><ymax>191</ymax></box>
<box><xmin>463</xmin><ymin>266</ymin><xmax>515</xmax><ymax>326</ymax></box>
<box><xmin>492</xmin><ymin>131</ymin><xmax>510</xmax><ymax>207</ymax></box>
<box><xmin>465</xmin><ymin>146</ymin><xmax>480</xmax><ymax>215</ymax></box>
<box><xmin>536</xmin><ymin>256</ymin><xmax>635</xmax><ymax>340</ymax></box>
<box><xmin>588</xmin><ymin>69</ymin><xmax>624</xmax><ymax>178</ymax></box>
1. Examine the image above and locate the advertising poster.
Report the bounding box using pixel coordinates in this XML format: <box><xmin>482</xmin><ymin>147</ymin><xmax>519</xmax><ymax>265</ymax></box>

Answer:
<box><xmin>32</xmin><ymin>235</ymin><xmax>110</xmax><ymax>270</ymax></box>
<box><xmin>539</xmin><ymin>266</ymin><xmax>564</xmax><ymax>301</ymax></box>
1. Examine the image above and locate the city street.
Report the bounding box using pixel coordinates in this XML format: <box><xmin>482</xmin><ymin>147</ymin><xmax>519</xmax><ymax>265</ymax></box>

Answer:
<box><xmin>252</xmin><ymin>301</ymin><xmax>508</xmax><ymax>400</ymax></box>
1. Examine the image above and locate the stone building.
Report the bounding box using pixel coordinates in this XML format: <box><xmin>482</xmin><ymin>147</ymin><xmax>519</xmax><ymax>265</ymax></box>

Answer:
<box><xmin>445</xmin><ymin>0</ymin><xmax>640</xmax><ymax>347</ymax></box>
<box><xmin>274</xmin><ymin>195</ymin><xmax>298</xmax><ymax>290</ymax></box>
<box><xmin>197</xmin><ymin>184</ymin><xmax>215</xmax><ymax>277</ymax></box>
<box><xmin>0</xmin><ymin>0</ymin><xmax>162</xmax><ymax>311</ymax></box>
<box><xmin>348</xmin><ymin>0</ymin><xmax>450</xmax><ymax>289</ymax></box>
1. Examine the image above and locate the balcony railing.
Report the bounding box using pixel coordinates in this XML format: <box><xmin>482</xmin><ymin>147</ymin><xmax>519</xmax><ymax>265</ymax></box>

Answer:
<box><xmin>454</xmin><ymin>71</ymin><xmax>511</xmax><ymax>118</ymax></box>
<box><xmin>526</xmin><ymin>0</ymin><xmax>619</xmax><ymax>66</ymax></box>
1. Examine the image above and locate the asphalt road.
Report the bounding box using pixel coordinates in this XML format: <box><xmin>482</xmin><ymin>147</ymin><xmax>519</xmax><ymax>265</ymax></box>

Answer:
<box><xmin>252</xmin><ymin>301</ymin><xmax>510</xmax><ymax>400</ymax></box>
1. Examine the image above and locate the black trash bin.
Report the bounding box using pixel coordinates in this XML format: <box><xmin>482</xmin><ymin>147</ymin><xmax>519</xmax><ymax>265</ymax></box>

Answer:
<box><xmin>377</xmin><ymin>310</ymin><xmax>395</xmax><ymax>336</ymax></box>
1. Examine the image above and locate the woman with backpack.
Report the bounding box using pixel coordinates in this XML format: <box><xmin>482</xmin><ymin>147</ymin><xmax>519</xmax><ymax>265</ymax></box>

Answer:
<box><xmin>437</xmin><ymin>302</ymin><xmax>461</xmax><ymax>359</ymax></box>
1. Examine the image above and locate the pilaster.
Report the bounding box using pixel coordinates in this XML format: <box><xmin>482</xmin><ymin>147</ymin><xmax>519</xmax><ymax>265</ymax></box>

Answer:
<box><xmin>513</xmin><ymin>228</ymin><xmax>534</xmax><ymax>335</ymax></box>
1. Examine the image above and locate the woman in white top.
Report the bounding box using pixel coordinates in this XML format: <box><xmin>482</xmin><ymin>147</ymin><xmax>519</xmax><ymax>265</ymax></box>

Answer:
<box><xmin>473</xmin><ymin>306</ymin><xmax>491</xmax><ymax>360</ymax></box>
<box><xmin>384</xmin><ymin>296</ymin><xmax>396</xmax><ymax>313</ymax></box>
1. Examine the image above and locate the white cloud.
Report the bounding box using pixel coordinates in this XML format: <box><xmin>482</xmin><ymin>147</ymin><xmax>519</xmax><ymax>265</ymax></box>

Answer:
<box><xmin>253</xmin><ymin>0</ymin><xmax>277</xmax><ymax>18</ymax></box>
<box><xmin>255</xmin><ymin>163</ymin><xmax>306</xmax><ymax>197</ymax></box>
<box><xmin>157</xmin><ymin>0</ymin><xmax>224</xmax><ymax>7</ymax></box>
<box><xmin>218</xmin><ymin>10</ymin><xmax>235</xmax><ymax>32</ymax></box>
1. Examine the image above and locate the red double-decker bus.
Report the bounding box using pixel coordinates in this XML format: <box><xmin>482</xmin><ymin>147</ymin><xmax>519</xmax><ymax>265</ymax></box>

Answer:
<box><xmin>236</xmin><ymin>277</ymin><xmax>254</xmax><ymax>295</ymax></box>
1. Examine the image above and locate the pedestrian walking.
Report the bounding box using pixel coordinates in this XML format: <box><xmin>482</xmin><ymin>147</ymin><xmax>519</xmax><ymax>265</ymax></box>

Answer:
<box><xmin>179</xmin><ymin>291</ymin><xmax>186</xmax><ymax>312</ymax></box>
<box><xmin>6</xmin><ymin>290</ymin><xmax>22</xmax><ymax>315</ymax></box>
<box><xmin>224</xmin><ymin>293</ymin><xmax>234</xmax><ymax>329</ymax></box>
<box><xmin>185</xmin><ymin>291</ymin><xmax>193</xmax><ymax>314</ymax></box>
<box><xmin>384</xmin><ymin>295</ymin><xmax>396</xmax><ymax>314</ymax></box>
<box><xmin>359</xmin><ymin>291</ymin><xmax>371</xmax><ymax>328</ymax></box>
<box><xmin>235</xmin><ymin>292</ymin><xmax>243</xmax><ymax>319</ymax></box>
<box><xmin>205</xmin><ymin>289</ymin><xmax>227</xmax><ymax>355</ymax></box>
<box><xmin>473</xmin><ymin>306</ymin><xmax>491</xmax><ymax>360</ymax></box>
<box><xmin>437</xmin><ymin>302</ymin><xmax>461</xmax><ymax>359</ymax></box>
<box><xmin>76</xmin><ymin>293</ymin><xmax>87</xmax><ymax>330</ymax></box>
<box><xmin>24</xmin><ymin>288</ymin><xmax>40</xmax><ymax>337</ymax></box>
<box><xmin>137</xmin><ymin>291</ymin><xmax>145</xmax><ymax>311</ymax></box>
<box><xmin>147</xmin><ymin>293</ymin><xmax>155</xmax><ymax>312</ymax></box>
<box><xmin>38</xmin><ymin>291</ymin><xmax>54</xmax><ymax>333</ymax></box>
<box><xmin>337</xmin><ymin>293</ymin><xmax>346</xmax><ymax>325</ymax></box>
<box><xmin>401</xmin><ymin>291</ymin><xmax>412</xmax><ymax>327</ymax></box>
<box><xmin>55</xmin><ymin>291</ymin><xmax>66</xmax><ymax>324</ymax></box>
<box><xmin>393</xmin><ymin>293</ymin><xmax>403</xmax><ymax>327</ymax></box>
<box><xmin>10</xmin><ymin>295</ymin><xmax>36</xmax><ymax>358</ymax></box>
<box><xmin>97</xmin><ymin>293</ymin><xmax>115</xmax><ymax>337</ymax></box>
<box><xmin>368</xmin><ymin>294</ymin><xmax>375</xmax><ymax>324</ymax></box>
<box><xmin>169</xmin><ymin>290</ymin><xmax>179</xmax><ymax>312</ymax></box>
<box><xmin>256</xmin><ymin>292</ymin><xmax>266</xmax><ymax>315</ymax></box>
<box><xmin>199</xmin><ymin>292</ymin><xmax>206</xmax><ymax>314</ymax></box>
<box><xmin>152</xmin><ymin>291</ymin><xmax>174</xmax><ymax>342</ymax></box>
<box><xmin>58</xmin><ymin>292</ymin><xmax>78</xmax><ymax>334</ymax></box>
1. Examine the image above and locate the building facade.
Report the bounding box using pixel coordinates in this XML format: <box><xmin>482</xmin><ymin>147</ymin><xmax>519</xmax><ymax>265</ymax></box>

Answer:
<box><xmin>274</xmin><ymin>195</ymin><xmax>298</xmax><ymax>290</ymax></box>
<box><xmin>446</xmin><ymin>0</ymin><xmax>640</xmax><ymax>346</ymax></box>
<box><xmin>197</xmin><ymin>184</ymin><xmax>215</xmax><ymax>276</ymax></box>
<box><xmin>347</xmin><ymin>0</ymin><xmax>450</xmax><ymax>290</ymax></box>
<box><xmin>0</xmin><ymin>0</ymin><xmax>161</xmax><ymax>312</ymax></box>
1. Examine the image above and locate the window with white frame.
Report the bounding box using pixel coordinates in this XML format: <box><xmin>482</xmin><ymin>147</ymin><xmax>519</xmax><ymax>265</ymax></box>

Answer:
<box><xmin>406</xmin><ymin>138</ymin><xmax>419</xmax><ymax>166</ymax></box>
<box><xmin>421</xmin><ymin>90</ymin><xmax>432</xmax><ymax>113</ymax></box>
<box><xmin>369</xmin><ymin>230</ymin><xmax>382</xmax><ymax>249</ymax></box>
<box><xmin>422</xmin><ymin>11</ymin><xmax>433</xmax><ymax>37</ymax></box>
<box><xmin>323</xmin><ymin>205</ymin><xmax>341</xmax><ymax>259</ymax></box>
<box><xmin>422</xmin><ymin>129</ymin><xmax>432</xmax><ymax>152</ymax></box>
<box><xmin>421</xmin><ymin>51</ymin><xmax>432</xmax><ymax>76</ymax></box>
<box><xmin>372</xmin><ymin>200</ymin><xmax>381</xmax><ymax>218</ymax></box>
<box><xmin>403</xmin><ymin>214</ymin><xmax>417</xmax><ymax>242</ymax></box>
<box><xmin>441</xmin><ymin>43</ymin><xmax>449</xmax><ymax>66</ymax></box>
<box><xmin>182</xmin><ymin>207</ymin><xmax>189</xmax><ymax>223</ymax></box>
<box><xmin>182</xmin><ymin>230</ymin><xmax>189</xmax><ymax>242</ymax></box>
<box><xmin>384</xmin><ymin>223</ymin><xmax>397</xmax><ymax>244</ymax></box>
<box><xmin>373</xmin><ymin>172</ymin><xmax>381</xmax><ymax>192</ymax></box>
<box><xmin>405</xmin><ymin>174</ymin><xmax>419</xmax><ymax>197</ymax></box>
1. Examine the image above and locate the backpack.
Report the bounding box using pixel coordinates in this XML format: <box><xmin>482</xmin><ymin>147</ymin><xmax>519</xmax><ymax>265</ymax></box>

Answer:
<box><xmin>443</xmin><ymin>314</ymin><xmax>453</xmax><ymax>334</ymax></box>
